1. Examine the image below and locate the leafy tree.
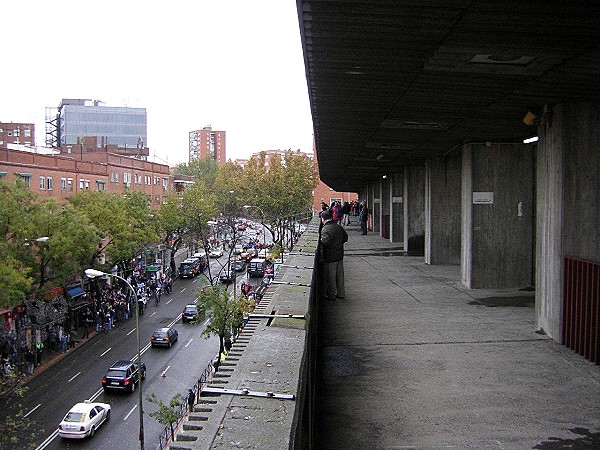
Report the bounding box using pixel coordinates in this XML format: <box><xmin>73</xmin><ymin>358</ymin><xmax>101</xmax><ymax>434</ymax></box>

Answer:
<box><xmin>198</xmin><ymin>285</ymin><xmax>254</xmax><ymax>364</ymax></box>
<box><xmin>146</xmin><ymin>392</ymin><xmax>184</xmax><ymax>442</ymax></box>
<box><xmin>241</xmin><ymin>151</ymin><xmax>317</xmax><ymax>245</ymax></box>
<box><xmin>23</xmin><ymin>200</ymin><xmax>100</xmax><ymax>290</ymax></box>
<box><xmin>156</xmin><ymin>193</ymin><xmax>188</xmax><ymax>275</ymax></box>
<box><xmin>0</xmin><ymin>243</ymin><xmax>32</xmax><ymax>309</ymax></box>
<box><xmin>173</xmin><ymin>155</ymin><xmax>220</xmax><ymax>187</ymax></box>
<box><xmin>68</xmin><ymin>191</ymin><xmax>158</xmax><ymax>274</ymax></box>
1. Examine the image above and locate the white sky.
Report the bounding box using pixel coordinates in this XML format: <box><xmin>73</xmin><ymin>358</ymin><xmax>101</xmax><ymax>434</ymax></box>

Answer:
<box><xmin>1</xmin><ymin>0</ymin><xmax>314</xmax><ymax>165</ymax></box>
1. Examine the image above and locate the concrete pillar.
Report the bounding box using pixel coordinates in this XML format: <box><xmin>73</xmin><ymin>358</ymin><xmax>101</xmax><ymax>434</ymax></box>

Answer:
<box><xmin>372</xmin><ymin>180</ymin><xmax>381</xmax><ymax>233</ymax></box>
<box><xmin>404</xmin><ymin>165</ymin><xmax>426</xmax><ymax>255</ymax></box>
<box><xmin>381</xmin><ymin>176</ymin><xmax>390</xmax><ymax>239</ymax></box>
<box><xmin>536</xmin><ymin>102</ymin><xmax>600</xmax><ymax>340</ymax></box>
<box><xmin>461</xmin><ymin>142</ymin><xmax>535</xmax><ymax>289</ymax></box>
<box><xmin>390</xmin><ymin>172</ymin><xmax>403</xmax><ymax>243</ymax></box>
<box><xmin>425</xmin><ymin>155</ymin><xmax>462</xmax><ymax>265</ymax></box>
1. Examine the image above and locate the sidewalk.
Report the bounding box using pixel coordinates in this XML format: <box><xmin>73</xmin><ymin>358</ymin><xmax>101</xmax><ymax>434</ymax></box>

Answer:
<box><xmin>315</xmin><ymin>222</ymin><xmax>600</xmax><ymax>449</ymax></box>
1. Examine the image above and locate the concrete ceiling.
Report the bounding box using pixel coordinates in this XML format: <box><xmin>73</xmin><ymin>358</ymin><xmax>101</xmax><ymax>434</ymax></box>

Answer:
<box><xmin>296</xmin><ymin>1</ymin><xmax>600</xmax><ymax>192</ymax></box>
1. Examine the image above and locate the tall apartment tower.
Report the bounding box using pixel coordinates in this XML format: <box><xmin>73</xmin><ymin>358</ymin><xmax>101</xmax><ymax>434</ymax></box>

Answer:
<box><xmin>189</xmin><ymin>126</ymin><xmax>226</xmax><ymax>165</ymax></box>
<box><xmin>45</xmin><ymin>99</ymin><xmax>147</xmax><ymax>150</ymax></box>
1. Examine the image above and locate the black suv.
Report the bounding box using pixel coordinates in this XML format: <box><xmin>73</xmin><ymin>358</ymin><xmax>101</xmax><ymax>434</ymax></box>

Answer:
<box><xmin>102</xmin><ymin>360</ymin><xmax>146</xmax><ymax>393</ymax></box>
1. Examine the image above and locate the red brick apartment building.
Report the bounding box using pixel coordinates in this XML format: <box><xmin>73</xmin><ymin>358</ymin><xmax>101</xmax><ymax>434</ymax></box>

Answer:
<box><xmin>189</xmin><ymin>126</ymin><xmax>226</xmax><ymax>164</ymax></box>
<box><xmin>0</xmin><ymin>143</ymin><xmax>183</xmax><ymax>208</ymax></box>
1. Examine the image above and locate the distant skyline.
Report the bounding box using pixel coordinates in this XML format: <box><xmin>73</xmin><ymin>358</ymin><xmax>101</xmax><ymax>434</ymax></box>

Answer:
<box><xmin>0</xmin><ymin>1</ymin><xmax>314</xmax><ymax>166</ymax></box>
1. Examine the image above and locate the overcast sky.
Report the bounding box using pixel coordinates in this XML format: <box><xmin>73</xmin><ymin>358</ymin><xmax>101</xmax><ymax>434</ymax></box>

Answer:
<box><xmin>1</xmin><ymin>0</ymin><xmax>314</xmax><ymax>165</ymax></box>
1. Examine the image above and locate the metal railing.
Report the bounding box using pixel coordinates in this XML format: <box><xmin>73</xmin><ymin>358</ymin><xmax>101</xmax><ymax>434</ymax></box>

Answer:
<box><xmin>156</xmin><ymin>360</ymin><xmax>214</xmax><ymax>450</ymax></box>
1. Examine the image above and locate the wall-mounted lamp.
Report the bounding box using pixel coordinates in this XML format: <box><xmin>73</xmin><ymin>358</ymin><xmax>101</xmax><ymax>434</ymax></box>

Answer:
<box><xmin>382</xmin><ymin>175</ymin><xmax>387</xmax><ymax>179</ymax></box>
<box><xmin>523</xmin><ymin>136</ymin><xmax>539</xmax><ymax>144</ymax></box>
<box><xmin>376</xmin><ymin>153</ymin><xmax>384</xmax><ymax>161</ymax></box>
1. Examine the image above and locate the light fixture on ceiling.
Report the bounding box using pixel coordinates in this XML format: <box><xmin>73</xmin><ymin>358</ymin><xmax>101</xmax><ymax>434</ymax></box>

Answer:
<box><xmin>469</xmin><ymin>54</ymin><xmax>535</xmax><ymax>66</ymax></box>
<box><xmin>523</xmin><ymin>110</ymin><xmax>539</xmax><ymax>126</ymax></box>
<box><xmin>376</xmin><ymin>153</ymin><xmax>384</xmax><ymax>161</ymax></box>
<box><xmin>523</xmin><ymin>136</ymin><xmax>539</xmax><ymax>144</ymax></box>
<box><xmin>382</xmin><ymin>175</ymin><xmax>387</xmax><ymax>179</ymax></box>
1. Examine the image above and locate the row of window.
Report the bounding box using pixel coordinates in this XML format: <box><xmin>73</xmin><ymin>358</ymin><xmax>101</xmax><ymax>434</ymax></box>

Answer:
<box><xmin>12</xmin><ymin>173</ymin><xmax>168</xmax><ymax>196</ymax></box>
<box><xmin>109</xmin><ymin>171</ymin><xmax>168</xmax><ymax>188</ymax></box>
<box><xmin>0</xmin><ymin>129</ymin><xmax>32</xmax><ymax>137</ymax></box>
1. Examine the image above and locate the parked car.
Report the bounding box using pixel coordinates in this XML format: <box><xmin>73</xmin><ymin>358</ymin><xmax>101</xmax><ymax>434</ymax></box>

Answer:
<box><xmin>102</xmin><ymin>360</ymin><xmax>146</xmax><ymax>393</ymax></box>
<box><xmin>253</xmin><ymin>275</ymin><xmax>272</xmax><ymax>301</ymax></box>
<box><xmin>178</xmin><ymin>258</ymin><xmax>200</xmax><ymax>278</ymax></box>
<box><xmin>234</xmin><ymin>243</ymin><xmax>244</xmax><ymax>255</ymax></box>
<box><xmin>232</xmin><ymin>259</ymin><xmax>246</xmax><ymax>272</ymax></box>
<box><xmin>151</xmin><ymin>327</ymin><xmax>178</xmax><ymax>348</ymax></box>
<box><xmin>219</xmin><ymin>268</ymin><xmax>236</xmax><ymax>283</ymax></box>
<box><xmin>58</xmin><ymin>400</ymin><xmax>111</xmax><ymax>439</ymax></box>
<box><xmin>209</xmin><ymin>248</ymin><xmax>224</xmax><ymax>258</ymax></box>
<box><xmin>182</xmin><ymin>304</ymin><xmax>204</xmax><ymax>323</ymax></box>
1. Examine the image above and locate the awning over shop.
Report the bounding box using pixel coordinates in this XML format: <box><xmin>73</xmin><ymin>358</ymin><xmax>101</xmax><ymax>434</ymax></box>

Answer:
<box><xmin>66</xmin><ymin>286</ymin><xmax>85</xmax><ymax>298</ymax></box>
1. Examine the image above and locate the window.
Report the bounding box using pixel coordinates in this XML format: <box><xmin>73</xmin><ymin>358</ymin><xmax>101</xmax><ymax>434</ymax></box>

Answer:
<box><xmin>67</xmin><ymin>178</ymin><xmax>73</xmax><ymax>191</ymax></box>
<box><xmin>61</xmin><ymin>178</ymin><xmax>67</xmax><ymax>190</ymax></box>
<box><xmin>24</xmin><ymin>129</ymin><xmax>31</xmax><ymax>137</ymax></box>
<box><xmin>39</xmin><ymin>176</ymin><xmax>46</xmax><ymax>190</ymax></box>
<box><xmin>47</xmin><ymin>177</ymin><xmax>53</xmax><ymax>190</ymax></box>
<box><xmin>80</xmin><ymin>179</ymin><xmax>84</xmax><ymax>190</ymax></box>
<box><xmin>154</xmin><ymin>176</ymin><xmax>159</xmax><ymax>185</ymax></box>
<box><xmin>162</xmin><ymin>177</ymin><xmax>169</xmax><ymax>190</ymax></box>
<box><xmin>85</xmin><ymin>180</ymin><xmax>90</xmax><ymax>190</ymax></box>
<box><xmin>144</xmin><ymin>175</ymin><xmax>150</xmax><ymax>185</ymax></box>
<box><xmin>18</xmin><ymin>173</ymin><xmax>31</xmax><ymax>188</ymax></box>
<box><xmin>123</xmin><ymin>172</ymin><xmax>131</xmax><ymax>184</ymax></box>
<box><xmin>96</xmin><ymin>180</ymin><xmax>106</xmax><ymax>191</ymax></box>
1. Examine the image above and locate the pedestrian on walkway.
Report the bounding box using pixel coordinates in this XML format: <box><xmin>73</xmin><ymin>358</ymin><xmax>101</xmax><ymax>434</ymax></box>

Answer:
<box><xmin>319</xmin><ymin>209</ymin><xmax>348</xmax><ymax>300</ymax></box>
<box><xmin>25</xmin><ymin>348</ymin><xmax>35</xmax><ymax>375</ymax></box>
<box><xmin>187</xmin><ymin>389</ymin><xmax>195</xmax><ymax>413</ymax></box>
<box><xmin>358</xmin><ymin>200</ymin><xmax>369</xmax><ymax>235</ymax></box>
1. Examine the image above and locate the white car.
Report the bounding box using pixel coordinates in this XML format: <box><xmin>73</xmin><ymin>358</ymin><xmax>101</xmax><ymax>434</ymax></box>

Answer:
<box><xmin>58</xmin><ymin>400</ymin><xmax>111</xmax><ymax>439</ymax></box>
<box><xmin>209</xmin><ymin>249</ymin><xmax>223</xmax><ymax>258</ymax></box>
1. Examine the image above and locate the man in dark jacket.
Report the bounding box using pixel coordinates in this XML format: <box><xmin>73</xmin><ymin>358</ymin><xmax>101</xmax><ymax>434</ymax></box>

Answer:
<box><xmin>358</xmin><ymin>200</ymin><xmax>369</xmax><ymax>235</ymax></box>
<box><xmin>320</xmin><ymin>209</ymin><xmax>348</xmax><ymax>300</ymax></box>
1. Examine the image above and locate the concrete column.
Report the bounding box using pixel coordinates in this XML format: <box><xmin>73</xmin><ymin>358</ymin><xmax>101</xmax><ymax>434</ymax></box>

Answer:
<box><xmin>404</xmin><ymin>165</ymin><xmax>426</xmax><ymax>255</ymax></box>
<box><xmin>381</xmin><ymin>176</ymin><xmax>391</xmax><ymax>239</ymax></box>
<box><xmin>462</xmin><ymin>142</ymin><xmax>535</xmax><ymax>289</ymax></box>
<box><xmin>536</xmin><ymin>102</ymin><xmax>600</xmax><ymax>340</ymax></box>
<box><xmin>390</xmin><ymin>172</ymin><xmax>403</xmax><ymax>244</ymax></box>
<box><xmin>425</xmin><ymin>155</ymin><xmax>462</xmax><ymax>265</ymax></box>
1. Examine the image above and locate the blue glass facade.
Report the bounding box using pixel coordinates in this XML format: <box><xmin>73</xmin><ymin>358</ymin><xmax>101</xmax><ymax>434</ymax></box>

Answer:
<box><xmin>59</xmin><ymin>104</ymin><xmax>147</xmax><ymax>148</ymax></box>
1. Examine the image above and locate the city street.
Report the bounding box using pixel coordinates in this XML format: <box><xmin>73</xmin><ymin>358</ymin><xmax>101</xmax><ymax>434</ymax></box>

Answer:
<box><xmin>13</xmin><ymin>252</ymin><xmax>255</xmax><ymax>450</ymax></box>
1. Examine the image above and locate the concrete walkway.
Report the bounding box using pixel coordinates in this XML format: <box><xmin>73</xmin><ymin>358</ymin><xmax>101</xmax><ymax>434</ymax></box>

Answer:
<box><xmin>315</xmin><ymin>223</ymin><xmax>600</xmax><ymax>449</ymax></box>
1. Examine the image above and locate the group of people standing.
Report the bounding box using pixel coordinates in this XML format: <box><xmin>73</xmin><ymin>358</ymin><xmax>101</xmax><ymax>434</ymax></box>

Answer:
<box><xmin>318</xmin><ymin>199</ymin><xmax>369</xmax><ymax>301</ymax></box>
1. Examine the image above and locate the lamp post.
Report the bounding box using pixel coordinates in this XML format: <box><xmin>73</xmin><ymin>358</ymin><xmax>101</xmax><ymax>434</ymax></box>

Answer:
<box><xmin>84</xmin><ymin>268</ymin><xmax>145</xmax><ymax>450</ymax></box>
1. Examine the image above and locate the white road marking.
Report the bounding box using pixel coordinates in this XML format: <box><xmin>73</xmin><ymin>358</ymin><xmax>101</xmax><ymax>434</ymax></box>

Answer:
<box><xmin>180</xmin><ymin>288</ymin><xmax>187</xmax><ymax>293</ymax></box>
<box><xmin>124</xmin><ymin>404</ymin><xmax>137</xmax><ymax>420</ymax></box>
<box><xmin>127</xmin><ymin>328</ymin><xmax>136</xmax><ymax>336</ymax></box>
<box><xmin>150</xmin><ymin>312</ymin><xmax>157</xmax><ymax>317</ymax></box>
<box><xmin>24</xmin><ymin>403</ymin><xmax>41</xmax><ymax>418</ymax></box>
<box><xmin>68</xmin><ymin>372</ymin><xmax>81</xmax><ymax>382</ymax></box>
<box><xmin>185</xmin><ymin>338</ymin><xmax>194</xmax><ymax>348</ymax></box>
<box><xmin>100</xmin><ymin>348</ymin><xmax>112</xmax><ymax>357</ymax></box>
<box><xmin>166</xmin><ymin>298</ymin><xmax>173</xmax><ymax>304</ymax></box>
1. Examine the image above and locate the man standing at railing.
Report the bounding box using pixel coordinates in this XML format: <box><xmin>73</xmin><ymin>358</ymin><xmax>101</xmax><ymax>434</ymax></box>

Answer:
<box><xmin>319</xmin><ymin>209</ymin><xmax>348</xmax><ymax>300</ymax></box>
<box><xmin>187</xmin><ymin>389</ymin><xmax>195</xmax><ymax>413</ymax></box>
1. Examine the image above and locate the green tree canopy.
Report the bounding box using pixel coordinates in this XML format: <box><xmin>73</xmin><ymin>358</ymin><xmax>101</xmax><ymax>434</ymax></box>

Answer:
<box><xmin>173</xmin><ymin>155</ymin><xmax>220</xmax><ymax>187</ymax></box>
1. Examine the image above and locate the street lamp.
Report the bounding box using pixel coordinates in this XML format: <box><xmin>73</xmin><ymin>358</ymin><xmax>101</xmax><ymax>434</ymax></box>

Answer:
<box><xmin>84</xmin><ymin>268</ymin><xmax>145</xmax><ymax>450</ymax></box>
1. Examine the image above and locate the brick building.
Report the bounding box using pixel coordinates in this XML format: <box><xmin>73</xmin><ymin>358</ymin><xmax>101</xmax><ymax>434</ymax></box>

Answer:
<box><xmin>0</xmin><ymin>122</ymin><xmax>35</xmax><ymax>148</ymax></box>
<box><xmin>0</xmin><ymin>145</ymin><xmax>177</xmax><ymax>208</ymax></box>
<box><xmin>189</xmin><ymin>126</ymin><xmax>226</xmax><ymax>164</ymax></box>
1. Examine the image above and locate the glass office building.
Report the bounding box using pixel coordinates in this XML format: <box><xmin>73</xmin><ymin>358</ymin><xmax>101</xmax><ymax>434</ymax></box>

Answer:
<box><xmin>58</xmin><ymin>99</ymin><xmax>147</xmax><ymax>149</ymax></box>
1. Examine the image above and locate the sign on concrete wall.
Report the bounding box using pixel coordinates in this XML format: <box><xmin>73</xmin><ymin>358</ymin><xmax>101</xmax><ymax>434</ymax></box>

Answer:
<box><xmin>473</xmin><ymin>192</ymin><xmax>494</xmax><ymax>204</ymax></box>
<box><xmin>392</xmin><ymin>196</ymin><xmax>403</xmax><ymax>203</ymax></box>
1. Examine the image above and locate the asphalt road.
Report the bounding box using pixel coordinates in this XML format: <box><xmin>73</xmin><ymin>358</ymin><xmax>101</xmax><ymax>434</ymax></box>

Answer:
<box><xmin>17</xmin><ymin>253</ymin><xmax>252</xmax><ymax>450</ymax></box>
